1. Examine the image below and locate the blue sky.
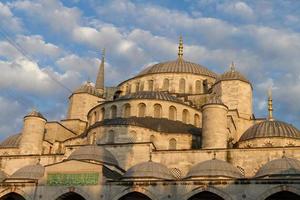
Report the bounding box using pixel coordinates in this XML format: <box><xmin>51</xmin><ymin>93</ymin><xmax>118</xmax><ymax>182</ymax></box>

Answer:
<box><xmin>1</xmin><ymin>0</ymin><xmax>300</xmax><ymax>140</ymax></box>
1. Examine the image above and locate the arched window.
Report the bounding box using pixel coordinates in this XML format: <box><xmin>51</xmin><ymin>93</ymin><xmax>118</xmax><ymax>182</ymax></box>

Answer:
<box><xmin>179</xmin><ymin>78</ymin><xmax>185</xmax><ymax>93</ymax></box>
<box><xmin>135</xmin><ymin>82</ymin><xmax>140</xmax><ymax>92</ymax></box>
<box><xmin>122</xmin><ymin>103</ymin><xmax>131</xmax><ymax>118</ymax></box>
<box><xmin>100</xmin><ymin>108</ymin><xmax>105</xmax><ymax>121</ymax></box>
<box><xmin>195</xmin><ymin>80</ymin><xmax>202</xmax><ymax>93</ymax></box>
<box><xmin>110</xmin><ymin>105</ymin><xmax>117</xmax><ymax>118</ymax></box>
<box><xmin>0</xmin><ymin>193</ymin><xmax>26</xmax><ymax>200</ymax></box>
<box><xmin>138</xmin><ymin>103</ymin><xmax>146</xmax><ymax>117</ymax></box>
<box><xmin>108</xmin><ymin>130</ymin><xmax>115</xmax><ymax>143</ymax></box>
<box><xmin>169</xmin><ymin>138</ymin><xmax>177</xmax><ymax>150</ymax></box>
<box><xmin>119</xmin><ymin>192</ymin><xmax>151</xmax><ymax>200</ymax></box>
<box><xmin>163</xmin><ymin>78</ymin><xmax>169</xmax><ymax>91</ymax></box>
<box><xmin>169</xmin><ymin>106</ymin><xmax>177</xmax><ymax>120</ymax></box>
<box><xmin>129</xmin><ymin>130</ymin><xmax>137</xmax><ymax>142</ymax></box>
<box><xmin>148</xmin><ymin>80</ymin><xmax>154</xmax><ymax>91</ymax></box>
<box><xmin>182</xmin><ymin>109</ymin><xmax>190</xmax><ymax>123</ymax></box>
<box><xmin>153</xmin><ymin>104</ymin><xmax>162</xmax><ymax>118</ymax></box>
<box><xmin>194</xmin><ymin>114</ymin><xmax>200</xmax><ymax>127</ymax></box>
<box><xmin>140</xmin><ymin>81</ymin><xmax>144</xmax><ymax>91</ymax></box>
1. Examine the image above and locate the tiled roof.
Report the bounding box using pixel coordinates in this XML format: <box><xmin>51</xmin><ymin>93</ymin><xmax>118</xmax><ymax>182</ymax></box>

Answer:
<box><xmin>10</xmin><ymin>164</ymin><xmax>45</xmax><ymax>179</ymax></box>
<box><xmin>0</xmin><ymin>134</ymin><xmax>21</xmax><ymax>147</ymax></box>
<box><xmin>90</xmin><ymin>117</ymin><xmax>201</xmax><ymax>135</ymax></box>
<box><xmin>117</xmin><ymin>91</ymin><xmax>183</xmax><ymax>103</ymax></box>
<box><xmin>216</xmin><ymin>70</ymin><xmax>250</xmax><ymax>84</ymax></box>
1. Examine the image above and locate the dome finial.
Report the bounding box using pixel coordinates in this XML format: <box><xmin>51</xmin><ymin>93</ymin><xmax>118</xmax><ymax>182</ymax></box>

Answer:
<box><xmin>230</xmin><ymin>61</ymin><xmax>236</xmax><ymax>72</ymax></box>
<box><xmin>268</xmin><ymin>88</ymin><xmax>274</xmax><ymax>121</ymax></box>
<box><xmin>178</xmin><ymin>35</ymin><xmax>183</xmax><ymax>59</ymax></box>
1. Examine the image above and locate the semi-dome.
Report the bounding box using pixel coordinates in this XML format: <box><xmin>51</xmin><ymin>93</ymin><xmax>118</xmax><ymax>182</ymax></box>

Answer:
<box><xmin>256</xmin><ymin>157</ymin><xmax>300</xmax><ymax>178</ymax></box>
<box><xmin>186</xmin><ymin>159</ymin><xmax>243</xmax><ymax>179</ymax></box>
<box><xmin>72</xmin><ymin>82</ymin><xmax>102</xmax><ymax>97</ymax></box>
<box><xmin>239</xmin><ymin>120</ymin><xmax>300</xmax><ymax>142</ymax></box>
<box><xmin>0</xmin><ymin>134</ymin><xmax>21</xmax><ymax>147</ymax></box>
<box><xmin>123</xmin><ymin>161</ymin><xmax>174</xmax><ymax>180</ymax></box>
<box><xmin>10</xmin><ymin>164</ymin><xmax>44</xmax><ymax>179</ymax></box>
<box><xmin>136</xmin><ymin>58</ymin><xmax>217</xmax><ymax>78</ymax></box>
<box><xmin>68</xmin><ymin>145</ymin><xmax>118</xmax><ymax>166</ymax></box>
<box><xmin>117</xmin><ymin>91</ymin><xmax>183</xmax><ymax>103</ymax></box>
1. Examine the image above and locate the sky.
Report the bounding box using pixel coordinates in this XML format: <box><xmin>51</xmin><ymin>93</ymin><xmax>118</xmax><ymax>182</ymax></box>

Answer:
<box><xmin>1</xmin><ymin>0</ymin><xmax>300</xmax><ymax>140</ymax></box>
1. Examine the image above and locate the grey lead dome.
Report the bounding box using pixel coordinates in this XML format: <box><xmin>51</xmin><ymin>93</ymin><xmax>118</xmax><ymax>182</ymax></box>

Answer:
<box><xmin>123</xmin><ymin>161</ymin><xmax>174</xmax><ymax>180</ymax></box>
<box><xmin>186</xmin><ymin>159</ymin><xmax>243</xmax><ymax>179</ymax></box>
<box><xmin>256</xmin><ymin>157</ymin><xmax>300</xmax><ymax>178</ymax></box>
<box><xmin>68</xmin><ymin>145</ymin><xmax>119</xmax><ymax>166</ymax></box>
<box><xmin>72</xmin><ymin>82</ymin><xmax>102</xmax><ymax>97</ymax></box>
<box><xmin>239</xmin><ymin>120</ymin><xmax>300</xmax><ymax>142</ymax></box>
<box><xmin>10</xmin><ymin>164</ymin><xmax>45</xmax><ymax>179</ymax></box>
<box><xmin>136</xmin><ymin>58</ymin><xmax>218</xmax><ymax>78</ymax></box>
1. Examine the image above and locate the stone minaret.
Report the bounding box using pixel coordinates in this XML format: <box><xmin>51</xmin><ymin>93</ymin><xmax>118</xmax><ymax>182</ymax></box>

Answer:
<box><xmin>95</xmin><ymin>48</ymin><xmax>105</xmax><ymax>96</ymax></box>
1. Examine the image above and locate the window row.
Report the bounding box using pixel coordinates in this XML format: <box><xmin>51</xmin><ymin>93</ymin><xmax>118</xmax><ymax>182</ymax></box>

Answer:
<box><xmin>124</xmin><ymin>78</ymin><xmax>208</xmax><ymax>94</ymax></box>
<box><xmin>89</xmin><ymin>104</ymin><xmax>201</xmax><ymax>127</ymax></box>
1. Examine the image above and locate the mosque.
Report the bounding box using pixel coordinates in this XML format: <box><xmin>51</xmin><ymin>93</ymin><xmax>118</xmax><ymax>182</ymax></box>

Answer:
<box><xmin>0</xmin><ymin>37</ymin><xmax>300</xmax><ymax>200</ymax></box>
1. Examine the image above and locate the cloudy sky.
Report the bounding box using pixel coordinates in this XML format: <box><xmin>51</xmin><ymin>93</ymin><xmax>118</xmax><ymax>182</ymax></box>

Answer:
<box><xmin>0</xmin><ymin>0</ymin><xmax>300</xmax><ymax>140</ymax></box>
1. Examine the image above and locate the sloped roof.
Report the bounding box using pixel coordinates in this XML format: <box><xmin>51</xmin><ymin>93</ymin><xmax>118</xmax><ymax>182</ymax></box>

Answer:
<box><xmin>89</xmin><ymin>117</ymin><xmax>201</xmax><ymax>135</ymax></box>
<box><xmin>10</xmin><ymin>164</ymin><xmax>45</xmax><ymax>179</ymax></box>
<box><xmin>0</xmin><ymin>134</ymin><xmax>21</xmax><ymax>147</ymax></box>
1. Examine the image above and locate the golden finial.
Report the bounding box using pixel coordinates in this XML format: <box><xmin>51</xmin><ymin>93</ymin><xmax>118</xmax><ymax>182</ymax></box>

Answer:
<box><xmin>178</xmin><ymin>35</ymin><xmax>183</xmax><ymax>59</ymax></box>
<box><xmin>268</xmin><ymin>88</ymin><xmax>274</xmax><ymax>121</ymax></box>
<box><xmin>230</xmin><ymin>61</ymin><xmax>236</xmax><ymax>72</ymax></box>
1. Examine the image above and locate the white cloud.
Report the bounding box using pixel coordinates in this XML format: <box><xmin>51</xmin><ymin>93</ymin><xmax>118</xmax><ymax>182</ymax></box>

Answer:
<box><xmin>218</xmin><ymin>1</ymin><xmax>254</xmax><ymax>20</ymax></box>
<box><xmin>12</xmin><ymin>0</ymin><xmax>81</xmax><ymax>33</ymax></box>
<box><xmin>0</xmin><ymin>35</ymin><xmax>63</xmax><ymax>60</ymax></box>
<box><xmin>0</xmin><ymin>2</ymin><xmax>22</xmax><ymax>32</ymax></box>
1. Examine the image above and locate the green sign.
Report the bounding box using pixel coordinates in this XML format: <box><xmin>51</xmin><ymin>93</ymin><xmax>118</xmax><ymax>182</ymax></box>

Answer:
<box><xmin>47</xmin><ymin>173</ymin><xmax>99</xmax><ymax>186</ymax></box>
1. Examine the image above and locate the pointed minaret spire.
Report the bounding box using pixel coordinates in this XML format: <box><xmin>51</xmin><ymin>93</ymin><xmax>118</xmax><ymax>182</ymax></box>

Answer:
<box><xmin>268</xmin><ymin>88</ymin><xmax>274</xmax><ymax>121</ymax></box>
<box><xmin>230</xmin><ymin>61</ymin><xmax>236</xmax><ymax>72</ymax></box>
<box><xmin>178</xmin><ymin>35</ymin><xmax>183</xmax><ymax>59</ymax></box>
<box><xmin>95</xmin><ymin>48</ymin><xmax>105</xmax><ymax>96</ymax></box>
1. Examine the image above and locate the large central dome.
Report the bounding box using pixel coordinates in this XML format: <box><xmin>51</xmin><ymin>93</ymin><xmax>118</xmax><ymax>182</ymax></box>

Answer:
<box><xmin>137</xmin><ymin>58</ymin><xmax>217</xmax><ymax>78</ymax></box>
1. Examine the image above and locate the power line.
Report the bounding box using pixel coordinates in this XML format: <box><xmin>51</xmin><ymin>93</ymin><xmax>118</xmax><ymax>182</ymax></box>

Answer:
<box><xmin>0</xmin><ymin>26</ymin><xmax>72</xmax><ymax>93</ymax></box>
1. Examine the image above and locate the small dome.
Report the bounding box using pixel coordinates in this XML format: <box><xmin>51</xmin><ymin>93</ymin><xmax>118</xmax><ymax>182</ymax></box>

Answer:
<box><xmin>11</xmin><ymin>164</ymin><xmax>44</xmax><ymax>179</ymax></box>
<box><xmin>68</xmin><ymin>145</ymin><xmax>118</xmax><ymax>166</ymax></box>
<box><xmin>239</xmin><ymin>120</ymin><xmax>300</xmax><ymax>142</ymax></box>
<box><xmin>0</xmin><ymin>134</ymin><xmax>21</xmax><ymax>147</ymax></box>
<box><xmin>117</xmin><ymin>91</ymin><xmax>183</xmax><ymax>103</ymax></box>
<box><xmin>123</xmin><ymin>161</ymin><xmax>174</xmax><ymax>180</ymax></box>
<box><xmin>216</xmin><ymin>69</ymin><xmax>250</xmax><ymax>84</ymax></box>
<box><xmin>256</xmin><ymin>157</ymin><xmax>300</xmax><ymax>178</ymax></box>
<box><xmin>25</xmin><ymin>110</ymin><xmax>45</xmax><ymax>119</ymax></box>
<box><xmin>72</xmin><ymin>82</ymin><xmax>102</xmax><ymax>97</ymax></box>
<box><xmin>186</xmin><ymin>159</ymin><xmax>243</xmax><ymax>179</ymax></box>
<box><xmin>136</xmin><ymin>59</ymin><xmax>217</xmax><ymax>78</ymax></box>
